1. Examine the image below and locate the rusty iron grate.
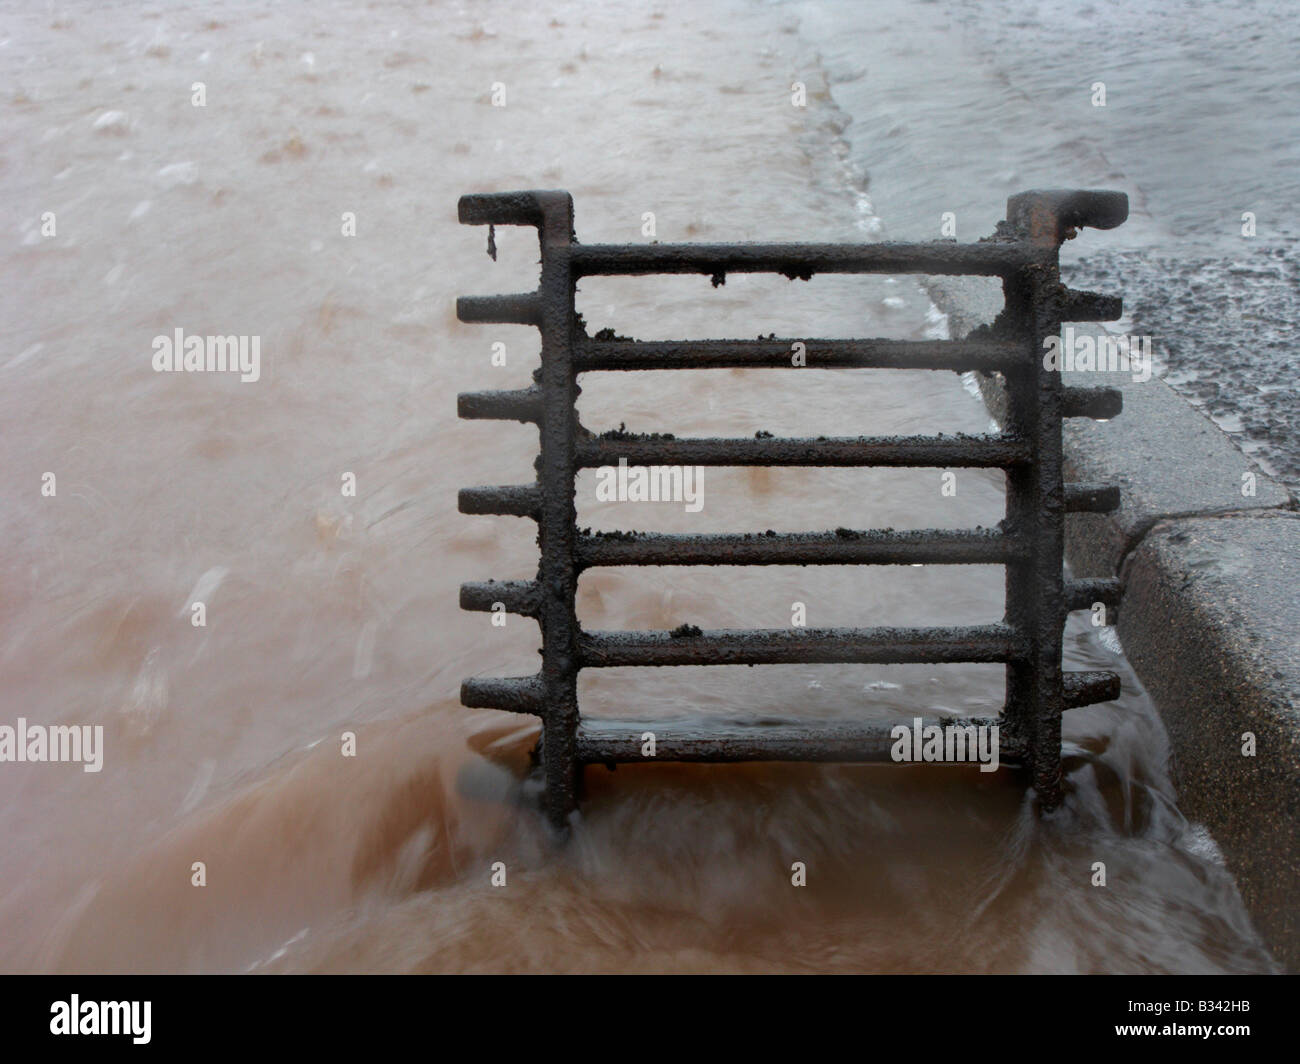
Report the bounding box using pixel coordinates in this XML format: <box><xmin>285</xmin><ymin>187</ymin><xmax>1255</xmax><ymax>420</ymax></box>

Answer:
<box><xmin>455</xmin><ymin>188</ymin><xmax>1128</xmax><ymax>831</ymax></box>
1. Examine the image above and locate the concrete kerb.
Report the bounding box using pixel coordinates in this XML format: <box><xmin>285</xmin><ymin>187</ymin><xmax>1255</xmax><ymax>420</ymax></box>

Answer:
<box><xmin>1119</xmin><ymin>511</ymin><xmax>1300</xmax><ymax>972</ymax></box>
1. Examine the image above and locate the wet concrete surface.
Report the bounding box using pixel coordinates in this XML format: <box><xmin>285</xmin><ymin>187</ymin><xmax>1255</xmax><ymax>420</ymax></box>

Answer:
<box><xmin>1066</xmin><ymin>246</ymin><xmax>1300</xmax><ymax>493</ymax></box>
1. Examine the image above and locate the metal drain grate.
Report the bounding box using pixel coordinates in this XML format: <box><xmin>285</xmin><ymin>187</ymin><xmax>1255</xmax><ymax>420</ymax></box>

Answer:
<box><xmin>456</xmin><ymin>188</ymin><xmax>1128</xmax><ymax>831</ymax></box>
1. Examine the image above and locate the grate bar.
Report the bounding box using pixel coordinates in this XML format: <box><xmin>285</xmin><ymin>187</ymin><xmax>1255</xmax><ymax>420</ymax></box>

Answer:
<box><xmin>1004</xmin><ymin>189</ymin><xmax>1129</xmax><ymax>240</ymax></box>
<box><xmin>456</xmin><ymin>293</ymin><xmax>543</xmax><ymax>325</ymax></box>
<box><xmin>1064</xmin><ymin>483</ymin><xmax>1121</xmax><ymax>513</ymax></box>
<box><xmin>458</xmin><ymin>484</ymin><xmax>541</xmax><ymax>518</ymax></box>
<box><xmin>458</xmin><ymin>388</ymin><xmax>543</xmax><ymax>424</ymax></box>
<box><xmin>575</xmin><ymin>433</ymin><xmax>1031</xmax><ymax>469</ymax></box>
<box><xmin>576</xmin><ymin>716</ymin><xmax>1024</xmax><ymax>764</ymax></box>
<box><xmin>530</xmin><ymin>191</ymin><xmax>582</xmax><ymax>825</ymax></box>
<box><xmin>460</xmin><ymin>580</ymin><xmax>542</xmax><ymax>617</ymax></box>
<box><xmin>1063</xmin><ymin>671</ymin><xmax>1122</xmax><ymax>709</ymax></box>
<box><xmin>571</xmin><ymin>241</ymin><xmax>1048</xmax><ymax>278</ymax></box>
<box><xmin>575</xmin><ymin>337</ymin><xmax>1024</xmax><ymax>372</ymax></box>
<box><xmin>1060</xmin><ymin>289</ymin><xmax>1123</xmax><ymax>322</ymax></box>
<box><xmin>1065</xmin><ymin>577</ymin><xmax>1122</xmax><ymax>613</ymax></box>
<box><xmin>461</xmin><ymin>675</ymin><xmax>545</xmax><ymax>714</ymax></box>
<box><xmin>579</xmin><ymin>624</ymin><xmax>1021</xmax><ymax>668</ymax></box>
<box><xmin>575</xmin><ymin>528</ymin><xmax>1018</xmax><ymax>568</ymax></box>
<box><xmin>459</xmin><ymin>191</ymin><xmax>551</xmax><ymax>226</ymax></box>
<box><xmin>1062</xmin><ymin>386</ymin><xmax>1122</xmax><ymax>420</ymax></box>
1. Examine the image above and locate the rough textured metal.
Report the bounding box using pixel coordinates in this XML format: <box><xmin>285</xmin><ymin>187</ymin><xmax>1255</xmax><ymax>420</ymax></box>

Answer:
<box><xmin>576</xmin><ymin>716</ymin><xmax>1023</xmax><ymax>765</ymax></box>
<box><xmin>575</xmin><ymin>337</ymin><xmax>1024</xmax><ymax>372</ymax></box>
<box><xmin>575</xmin><ymin>434</ymin><xmax>1032</xmax><ymax>469</ymax></box>
<box><xmin>457</xmin><ymin>188</ymin><xmax>1128</xmax><ymax>830</ymax></box>
<box><xmin>575</xmin><ymin>528</ymin><xmax>1019</xmax><ymax>568</ymax></box>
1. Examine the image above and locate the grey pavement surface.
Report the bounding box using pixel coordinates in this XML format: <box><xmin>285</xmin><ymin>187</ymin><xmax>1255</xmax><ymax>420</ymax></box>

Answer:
<box><xmin>1066</xmin><ymin>245</ymin><xmax>1300</xmax><ymax>493</ymax></box>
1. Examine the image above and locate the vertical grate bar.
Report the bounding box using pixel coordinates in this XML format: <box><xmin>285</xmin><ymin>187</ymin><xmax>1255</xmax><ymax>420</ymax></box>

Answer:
<box><xmin>533</xmin><ymin>193</ymin><xmax>581</xmax><ymax>831</ymax></box>
<box><xmin>1024</xmin><ymin>257</ymin><xmax>1067</xmax><ymax>806</ymax></box>
<box><xmin>1000</xmin><ymin>190</ymin><xmax>1127</xmax><ymax>808</ymax></box>
<box><xmin>999</xmin><ymin>265</ymin><xmax>1041</xmax><ymax>796</ymax></box>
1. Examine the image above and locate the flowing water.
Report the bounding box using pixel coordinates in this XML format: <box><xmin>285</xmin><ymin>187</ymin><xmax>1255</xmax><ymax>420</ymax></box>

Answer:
<box><xmin>0</xmin><ymin>0</ymin><xmax>1283</xmax><ymax>972</ymax></box>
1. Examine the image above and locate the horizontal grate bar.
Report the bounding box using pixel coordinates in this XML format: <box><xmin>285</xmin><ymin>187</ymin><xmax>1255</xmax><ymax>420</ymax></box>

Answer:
<box><xmin>459</xmin><ymin>191</ymin><xmax>549</xmax><ymax>226</ymax></box>
<box><xmin>570</xmin><ymin>241</ymin><xmax>1046</xmax><ymax>278</ymax></box>
<box><xmin>459</xmin><ymin>484</ymin><xmax>542</xmax><ymax>518</ymax></box>
<box><xmin>1064</xmin><ymin>483</ymin><xmax>1121</xmax><ymax>513</ymax></box>
<box><xmin>574</xmin><ymin>337</ymin><xmax>1024</xmax><ymax>372</ymax></box>
<box><xmin>458</xmin><ymin>388</ymin><xmax>543</xmax><ymax>424</ymax></box>
<box><xmin>1064</xmin><ymin>577</ymin><xmax>1122</xmax><ymax>612</ymax></box>
<box><xmin>1060</xmin><ymin>288</ymin><xmax>1123</xmax><ymax>322</ymax></box>
<box><xmin>1062</xmin><ymin>386</ymin><xmax>1122</xmax><ymax>420</ymax></box>
<box><xmin>576</xmin><ymin>433</ymin><xmax>1030</xmax><ymax>469</ymax></box>
<box><xmin>460</xmin><ymin>580</ymin><xmax>542</xmax><ymax>617</ymax></box>
<box><xmin>456</xmin><ymin>293</ymin><xmax>542</xmax><ymax>325</ymax></box>
<box><xmin>576</xmin><ymin>716</ymin><xmax>1023</xmax><ymax>764</ymax></box>
<box><xmin>576</xmin><ymin>528</ymin><xmax>1018</xmax><ymax>567</ymax></box>
<box><xmin>579</xmin><ymin>624</ymin><xmax>1021</xmax><ymax>667</ymax></box>
<box><xmin>461</xmin><ymin>675</ymin><xmax>545</xmax><ymax>714</ymax></box>
<box><xmin>1063</xmin><ymin>671</ymin><xmax>1121</xmax><ymax>709</ymax></box>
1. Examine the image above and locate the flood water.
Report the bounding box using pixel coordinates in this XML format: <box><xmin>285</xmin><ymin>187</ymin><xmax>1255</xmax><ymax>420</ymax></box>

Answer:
<box><xmin>0</xmin><ymin>0</ymin><xmax>1282</xmax><ymax>972</ymax></box>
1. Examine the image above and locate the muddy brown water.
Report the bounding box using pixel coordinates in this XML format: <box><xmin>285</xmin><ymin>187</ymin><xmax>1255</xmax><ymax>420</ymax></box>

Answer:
<box><xmin>0</xmin><ymin>0</ymin><xmax>1277</xmax><ymax>972</ymax></box>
